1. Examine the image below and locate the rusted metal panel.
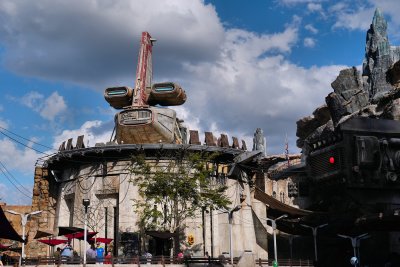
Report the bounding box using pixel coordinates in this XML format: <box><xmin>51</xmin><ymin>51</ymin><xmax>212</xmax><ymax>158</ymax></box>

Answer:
<box><xmin>148</xmin><ymin>82</ymin><xmax>186</xmax><ymax>106</ymax></box>
<box><xmin>242</xmin><ymin>140</ymin><xmax>247</xmax><ymax>150</ymax></box>
<box><xmin>205</xmin><ymin>132</ymin><xmax>216</xmax><ymax>146</ymax></box>
<box><xmin>232</xmin><ymin>137</ymin><xmax>240</xmax><ymax>149</ymax></box>
<box><xmin>76</xmin><ymin>135</ymin><xmax>85</xmax><ymax>149</ymax></box>
<box><xmin>59</xmin><ymin>141</ymin><xmax>66</xmax><ymax>151</ymax></box>
<box><xmin>189</xmin><ymin>130</ymin><xmax>201</xmax><ymax>145</ymax></box>
<box><xmin>104</xmin><ymin>86</ymin><xmax>133</xmax><ymax>109</ymax></box>
<box><xmin>220</xmin><ymin>134</ymin><xmax>229</xmax><ymax>148</ymax></box>
<box><xmin>66</xmin><ymin>138</ymin><xmax>73</xmax><ymax>150</ymax></box>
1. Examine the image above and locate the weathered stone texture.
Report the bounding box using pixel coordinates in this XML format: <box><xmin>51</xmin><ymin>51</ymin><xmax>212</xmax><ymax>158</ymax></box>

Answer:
<box><xmin>362</xmin><ymin>8</ymin><xmax>395</xmax><ymax>100</ymax></box>
<box><xmin>327</xmin><ymin>67</ymin><xmax>369</xmax><ymax>125</ymax></box>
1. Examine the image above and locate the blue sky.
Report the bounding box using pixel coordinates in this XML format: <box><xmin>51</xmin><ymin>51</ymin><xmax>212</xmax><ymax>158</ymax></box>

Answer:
<box><xmin>0</xmin><ymin>0</ymin><xmax>400</xmax><ymax>204</ymax></box>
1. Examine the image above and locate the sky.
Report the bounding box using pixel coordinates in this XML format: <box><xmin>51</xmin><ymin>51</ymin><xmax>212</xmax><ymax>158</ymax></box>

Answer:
<box><xmin>1</xmin><ymin>0</ymin><xmax>400</xmax><ymax>204</ymax></box>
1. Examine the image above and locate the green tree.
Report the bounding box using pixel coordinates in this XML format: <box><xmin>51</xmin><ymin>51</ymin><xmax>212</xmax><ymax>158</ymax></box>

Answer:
<box><xmin>130</xmin><ymin>152</ymin><xmax>231</xmax><ymax>252</ymax></box>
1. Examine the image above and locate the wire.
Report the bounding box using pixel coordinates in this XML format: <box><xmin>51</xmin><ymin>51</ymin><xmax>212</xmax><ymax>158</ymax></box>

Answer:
<box><xmin>0</xmin><ymin>130</ymin><xmax>50</xmax><ymax>155</ymax></box>
<box><xmin>0</xmin><ymin>126</ymin><xmax>55</xmax><ymax>150</ymax></box>
<box><xmin>0</xmin><ymin>160</ymin><xmax>32</xmax><ymax>195</ymax></box>
<box><xmin>0</xmin><ymin>164</ymin><xmax>32</xmax><ymax>199</ymax></box>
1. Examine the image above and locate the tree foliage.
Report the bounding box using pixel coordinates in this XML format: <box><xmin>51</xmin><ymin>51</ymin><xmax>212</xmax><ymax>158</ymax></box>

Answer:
<box><xmin>130</xmin><ymin>152</ymin><xmax>231</xmax><ymax>233</ymax></box>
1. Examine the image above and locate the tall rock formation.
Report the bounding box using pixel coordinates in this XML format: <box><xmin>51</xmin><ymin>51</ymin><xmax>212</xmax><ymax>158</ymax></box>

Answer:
<box><xmin>362</xmin><ymin>8</ymin><xmax>400</xmax><ymax>101</ymax></box>
<box><xmin>296</xmin><ymin>9</ymin><xmax>400</xmax><ymax>150</ymax></box>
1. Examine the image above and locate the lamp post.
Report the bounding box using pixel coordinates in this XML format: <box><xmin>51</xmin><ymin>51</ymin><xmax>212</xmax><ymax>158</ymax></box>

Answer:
<box><xmin>228</xmin><ymin>205</ymin><xmax>241</xmax><ymax>265</ymax></box>
<box><xmin>83</xmin><ymin>199</ymin><xmax>90</xmax><ymax>266</ymax></box>
<box><xmin>266</xmin><ymin>214</ymin><xmax>288</xmax><ymax>267</ymax></box>
<box><xmin>6</xmin><ymin>210</ymin><xmax>42</xmax><ymax>266</ymax></box>
<box><xmin>338</xmin><ymin>233</ymin><xmax>369</xmax><ymax>267</ymax></box>
<box><xmin>301</xmin><ymin>223</ymin><xmax>328</xmax><ymax>265</ymax></box>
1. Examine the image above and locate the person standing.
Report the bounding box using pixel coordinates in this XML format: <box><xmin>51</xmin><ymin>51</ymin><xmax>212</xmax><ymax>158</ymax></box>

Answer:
<box><xmin>96</xmin><ymin>242</ymin><xmax>104</xmax><ymax>264</ymax></box>
<box><xmin>61</xmin><ymin>242</ymin><xmax>73</xmax><ymax>258</ymax></box>
<box><xmin>104</xmin><ymin>252</ymin><xmax>112</xmax><ymax>264</ymax></box>
<box><xmin>86</xmin><ymin>244</ymin><xmax>96</xmax><ymax>263</ymax></box>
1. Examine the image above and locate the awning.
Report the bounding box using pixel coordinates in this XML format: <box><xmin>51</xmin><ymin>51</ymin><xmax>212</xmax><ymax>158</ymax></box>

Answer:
<box><xmin>0</xmin><ymin>206</ymin><xmax>24</xmax><ymax>242</ymax></box>
<box><xmin>254</xmin><ymin>187</ymin><xmax>314</xmax><ymax>217</ymax></box>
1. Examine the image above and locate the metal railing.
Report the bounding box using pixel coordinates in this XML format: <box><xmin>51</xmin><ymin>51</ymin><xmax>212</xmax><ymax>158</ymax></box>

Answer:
<box><xmin>256</xmin><ymin>258</ymin><xmax>313</xmax><ymax>267</ymax></box>
<box><xmin>18</xmin><ymin>255</ymin><xmax>236</xmax><ymax>266</ymax></box>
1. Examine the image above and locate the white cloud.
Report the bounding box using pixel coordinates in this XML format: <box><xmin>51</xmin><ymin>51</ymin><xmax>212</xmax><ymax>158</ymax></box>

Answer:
<box><xmin>304</xmin><ymin>37</ymin><xmax>316</xmax><ymax>47</ymax></box>
<box><xmin>52</xmin><ymin>120</ymin><xmax>113</xmax><ymax>149</ymax></box>
<box><xmin>40</xmin><ymin>92</ymin><xmax>67</xmax><ymax>121</ymax></box>
<box><xmin>305</xmin><ymin>24</ymin><xmax>318</xmax><ymax>34</ymax></box>
<box><xmin>20</xmin><ymin>91</ymin><xmax>67</xmax><ymax>121</ymax></box>
<box><xmin>21</xmin><ymin>91</ymin><xmax>44</xmax><ymax>111</ymax></box>
<box><xmin>332</xmin><ymin>6</ymin><xmax>374</xmax><ymax>30</ymax></box>
<box><xmin>307</xmin><ymin>3</ymin><xmax>322</xmax><ymax>12</ymax></box>
<box><xmin>0</xmin><ymin>0</ymin><xmax>225</xmax><ymax>88</ymax></box>
<box><xmin>0</xmin><ymin>138</ymin><xmax>42</xmax><ymax>173</ymax></box>
<box><xmin>0</xmin><ymin>0</ymin><xmax>351</xmax><ymax>157</ymax></box>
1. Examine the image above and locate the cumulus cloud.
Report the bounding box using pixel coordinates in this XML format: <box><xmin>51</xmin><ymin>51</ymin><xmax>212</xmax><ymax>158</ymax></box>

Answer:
<box><xmin>40</xmin><ymin>92</ymin><xmax>67</xmax><ymax>121</ymax></box>
<box><xmin>0</xmin><ymin>138</ymin><xmax>42</xmax><ymax>173</ymax></box>
<box><xmin>52</xmin><ymin>120</ymin><xmax>114</xmax><ymax>148</ymax></box>
<box><xmin>305</xmin><ymin>24</ymin><xmax>318</xmax><ymax>34</ymax></box>
<box><xmin>20</xmin><ymin>91</ymin><xmax>67</xmax><ymax>121</ymax></box>
<box><xmin>180</xmin><ymin>25</ymin><xmax>345</xmax><ymax>153</ymax></box>
<box><xmin>0</xmin><ymin>0</ymin><xmax>349</xmax><ymax>156</ymax></box>
<box><xmin>304</xmin><ymin>37</ymin><xmax>316</xmax><ymax>47</ymax></box>
<box><xmin>307</xmin><ymin>3</ymin><xmax>323</xmax><ymax>12</ymax></box>
<box><xmin>0</xmin><ymin>0</ymin><xmax>224</xmax><ymax>88</ymax></box>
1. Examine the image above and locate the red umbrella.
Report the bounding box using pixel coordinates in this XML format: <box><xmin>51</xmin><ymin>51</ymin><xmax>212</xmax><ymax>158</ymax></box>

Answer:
<box><xmin>0</xmin><ymin>244</ymin><xmax>11</xmax><ymax>249</ymax></box>
<box><xmin>37</xmin><ymin>239</ymin><xmax>67</xmax><ymax>247</ymax></box>
<box><xmin>89</xmin><ymin>237</ymin><xmax>113</xmax><ymax>244</ymax></box>
<box><xmin>64</xmin><ymin>231</ymin><xmax>97</xmax><ymax>241</ymax></box>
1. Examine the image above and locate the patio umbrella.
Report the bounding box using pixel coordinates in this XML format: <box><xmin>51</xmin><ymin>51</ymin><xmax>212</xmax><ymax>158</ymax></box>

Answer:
<box><xmin>58</xmin><ymin>226</ymin><xmax>84</xmax><ymax>236</ymax></box>
<box><xmin>34</xmin><ymin>230</ymin><xmax>54</xmax><ymax>239</ymax></box>
<box><xmin>64</xmin><ymin>231</ymin><xmax>97</xmax><ymax>241</ymax></box>
<box><xmin>37</xmin><ymin>239</ymin><xmax>67</xmax><ymax>246</ymax></box>
<box><xmin>0</xmin><ymin>244</ymin><xmax>11</xmax><ymax>250</ymax></box>
<box><xmin>89</xmin><ymin>237</ymin><xmax>113</xmax><ymax>244</ymax></box>
<box><xmin>58</xmin><ymin>227</ymin><xmax>84</xmax><ymax>248</ymax></box>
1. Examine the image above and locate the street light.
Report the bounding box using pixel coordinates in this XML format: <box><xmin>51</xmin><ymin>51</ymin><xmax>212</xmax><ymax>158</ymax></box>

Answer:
<box><xmin>6</xmin><ymin>210</ymin><xmax>42</xmax><ymax>266</ymax></box>
<box><xmin>82</xmin><ymin>199</ymin><xmax>90</xmax><ymax>265</ymax></box>
<box><xmin>228</xmin><ymin>205</ymin><xmax>241</xmax><ymax>265</ymax></box>
<box><xmin>338</xmin><ymin>233</ymin><xmax>369</xmax><ymax>267</ymax></box>
<box><xmin>266</xmin><ymin>214</ymin><xmax>288</xmax><ymax>266</ymax></box>
<box><xmin>300</xmin><ymin>223</ymin><xmax>328</xmax><ymax>265</ymax></box>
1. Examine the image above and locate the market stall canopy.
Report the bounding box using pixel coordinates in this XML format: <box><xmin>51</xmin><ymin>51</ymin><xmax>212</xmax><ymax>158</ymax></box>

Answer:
<box><xmin>37</xmin><ymin>239</ymin><xmax>67</xmax><ymax>247</ymax></box>
<box><xmin>0</xmin><ymin>206</ymin><xmax>24</xmax><ymax>242</ymax></box>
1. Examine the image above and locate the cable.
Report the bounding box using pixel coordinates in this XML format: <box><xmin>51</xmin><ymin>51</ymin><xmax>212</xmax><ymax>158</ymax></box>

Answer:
<box><xmin>0</xmin><ymin>165</ymin><xmax>31</xmax><ymax>199</ymax></box>
<box><xmin>0</xmin><ymin>126</ymin><xmax>55</xmax><ymax>150</ymax></box>
<box><xmin>0</xmin><ymin>130</ymin><xmax>50</xmax><ymax>155</ymax></box>
<box><xmin>0</xmin><ymin>160</ymin><xmax>32</xmax><ymax>195</ymax></box>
